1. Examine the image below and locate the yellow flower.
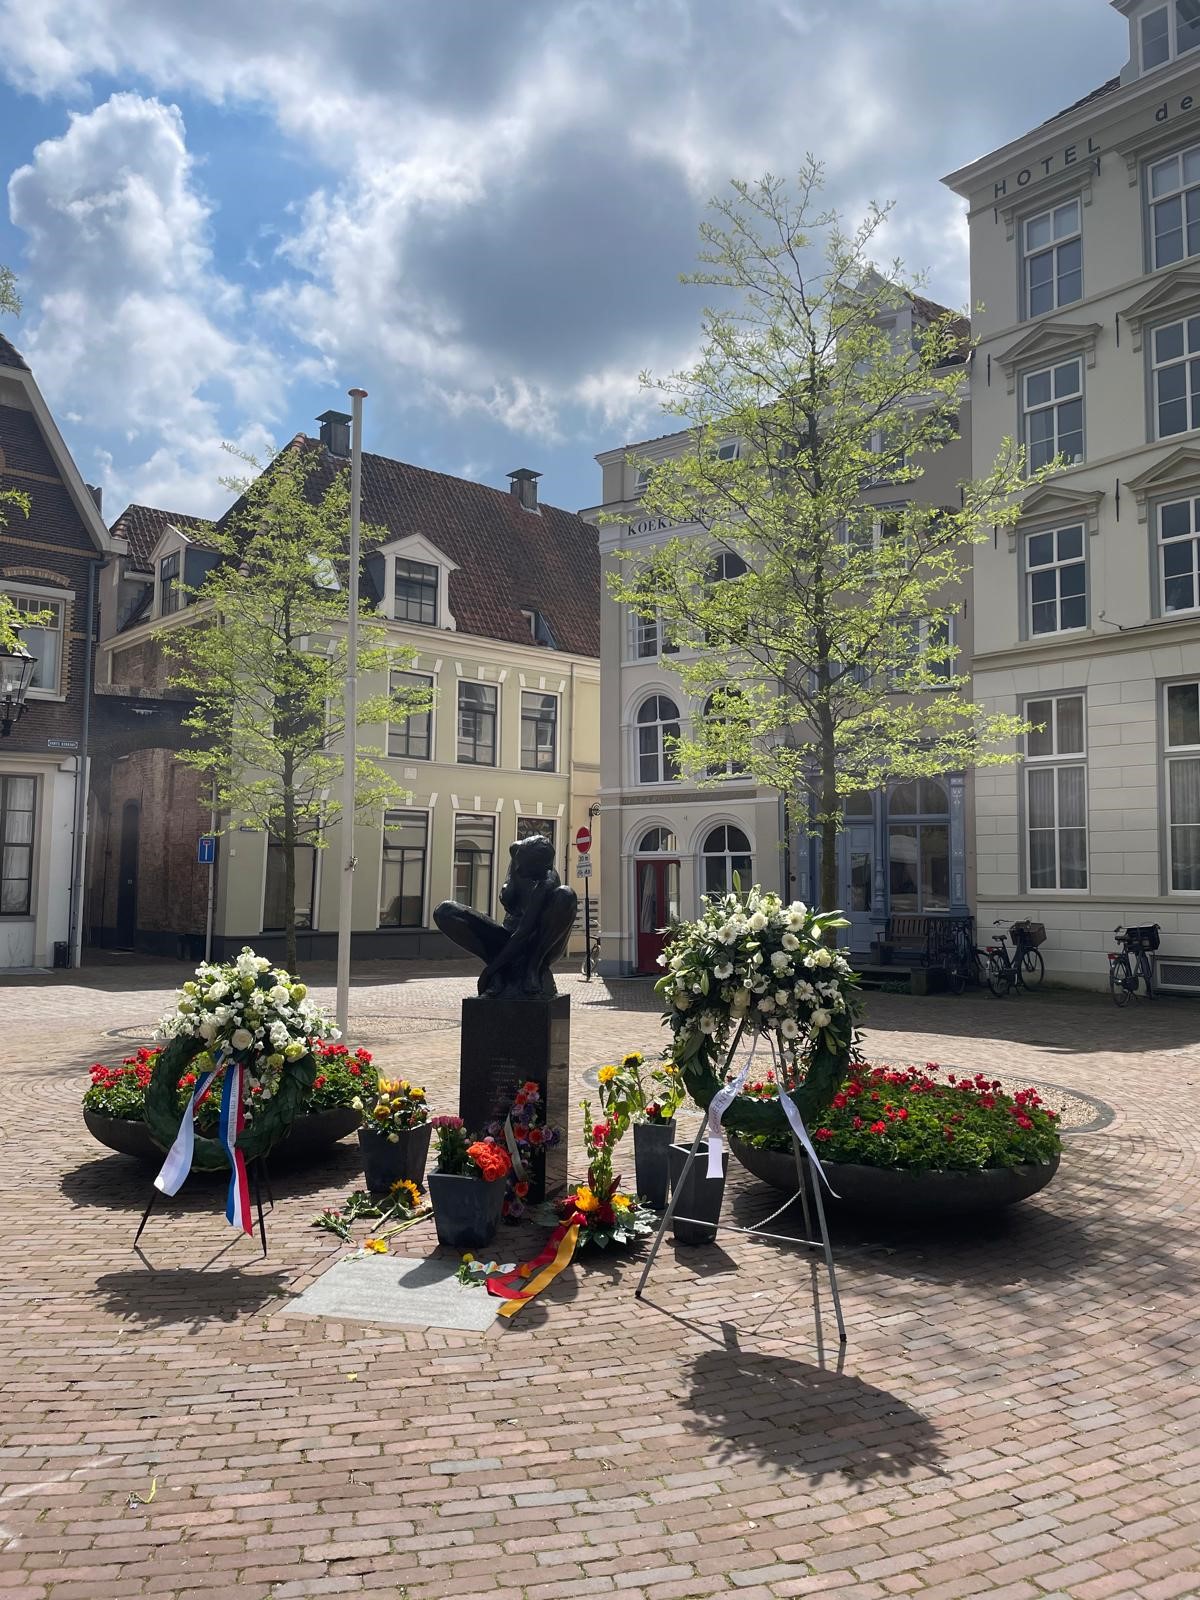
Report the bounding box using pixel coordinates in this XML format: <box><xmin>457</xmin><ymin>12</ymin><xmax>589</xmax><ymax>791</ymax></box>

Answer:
<box><xmin>389</xmin><ymin>1178</ymin><xmax>421</xmax><ymax>1208</ymax></box>
<box><xmin>364</xmin><ymin>1238</ymin><xmax>388</xmax><ymax>1253</ymax></box>
<box><xmin>461</xmin><ymin>1252</ymin><xmax>474</xmax><ymax>1264</ymax></box>
<box><xmin>574</xmin><ymin>1185</ymin><xmax>599</xmax><ymax>1215</ymax></box>
<box><xmin>410</xmin><ymin>1087</ymin><xmax>426</xmax><ymax>1100</ymax></box>
<box><xmin>622</xmin><ymin>1052</ymin><xmax>644</xmax><ymax>1068</ymax></box>
<box><xmin>597</xmin><ymin>1066</ymin><xmax>617</xmax><ymax>1084</ymax></box>
<box><xmin>373</xmin><ymin>1104</ymin><xmax>390</xmax><ymax>1120</ymax></box>
<box><xmin>378</xmin><ymin>1078</ymin><xmax>400</xmax><ymax>1094</ymax></box>
<box><xmin>612</xmin><ymin>1194</ymin><xmax>631</xmax><ymax>1211</ymax></box>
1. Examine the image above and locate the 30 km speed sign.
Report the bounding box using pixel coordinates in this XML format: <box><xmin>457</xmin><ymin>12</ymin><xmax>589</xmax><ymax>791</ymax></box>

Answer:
<box><xmin>576</xmin><ymin>855</ymin><xmax>593</xmax><ymax>878</ymax></box>
<box><xmin>575</xmin><ymin>825</ymin><xmax>592</xmax><ymax>854</ymax></box>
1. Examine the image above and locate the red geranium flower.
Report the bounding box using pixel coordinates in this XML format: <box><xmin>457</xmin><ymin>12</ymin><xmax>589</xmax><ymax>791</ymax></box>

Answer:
<box><xmin>815</xmin><ymin>1127</ymin><xmax>834</xmax><ymax>1142</ymax></box>
<box><xmin>869</xmin><ymin>1120</ymin><xmax>886</xmax><ymax>1135</ymax></box>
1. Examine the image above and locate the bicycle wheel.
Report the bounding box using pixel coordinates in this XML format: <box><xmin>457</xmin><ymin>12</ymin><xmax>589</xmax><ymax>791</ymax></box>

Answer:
<box><xmin>946</xmin><ymin>960</ymin><xmax>966</xmax><ymax>996</ymax></box>
<box><xmin>986</xmin><ymin>953</ymin><xmax>1012</xmax><ymax>997</ymax></box>
<box><xmin>1108</xmin><ymin>956</ymin><xmax>1134</xmax><ymax>1007</ymax></box>
<box><xmin>1019</xmin><ymin>947</ymin><xmax>1045</xmax><ymax>988</ymax></box>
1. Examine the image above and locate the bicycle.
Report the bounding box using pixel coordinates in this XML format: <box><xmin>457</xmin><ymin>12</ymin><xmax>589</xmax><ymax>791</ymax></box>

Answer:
<box><xmin>580</xmin><ymin>933</ymin><xmax>602</xmax><ymax>981</ymax></box>
<box><xmin>1107</xmin><ymin>924</ymin><xmax>1160</xmax><ymax>1007</ymax></box>
<box><xmin>982</xmin><ymin>918</ymin><xmax>1047</xmax><ymax>998</ymax></box>
<box><xmin>943</xmin><ymin>919</ymin><xmax>985</xmax><ymax>995</ymax></box>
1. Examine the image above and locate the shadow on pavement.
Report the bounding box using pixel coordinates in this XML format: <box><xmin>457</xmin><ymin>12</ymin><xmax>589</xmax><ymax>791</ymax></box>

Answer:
<box><xmin>92</xmin><ymin>1266</ymin><xmax>291</xmax><ymax>1327</ymax></box>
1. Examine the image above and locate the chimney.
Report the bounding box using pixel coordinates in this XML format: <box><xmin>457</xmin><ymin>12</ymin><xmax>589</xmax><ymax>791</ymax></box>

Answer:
<box><xmin>317</xmin><ymin>409</ymin><xmax>352</xmax><ymax>458</ymax></box>
<box><xmin>86</xmin><ymin>483</ymin><xmax>103</xmax><ymax>514</ymax></box>
<box><xmin>507</xmin><ymin>467</ymin><xmax>541</xmax><ymax>512</ymax></box>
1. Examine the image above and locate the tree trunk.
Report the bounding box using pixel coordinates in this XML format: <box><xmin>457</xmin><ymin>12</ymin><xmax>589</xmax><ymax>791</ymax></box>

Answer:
<box><xmin>818</xmin><ymin>726</ymin><xmax>839</xmax><ymax>945</ymax></box>
<box><xmin>282</xmin><ymin>757</ymin><xmax>298</xmax><ymax>976</ymax></box>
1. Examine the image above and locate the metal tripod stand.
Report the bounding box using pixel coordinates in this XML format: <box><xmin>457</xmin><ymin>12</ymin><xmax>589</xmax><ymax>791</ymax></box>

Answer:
<box><xmin>133</xmin><ymin>1157</ymin><xmax>274</xmax><ymax>1257</ymax></box>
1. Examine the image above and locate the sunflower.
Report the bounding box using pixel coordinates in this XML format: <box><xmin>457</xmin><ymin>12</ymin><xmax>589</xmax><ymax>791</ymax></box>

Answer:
<box><xmin>573</xmin><ymin>1185</ymin><xmax>600</xmax><ymax>1215</ymax></box>
<box><xmin>621</xmin><ymin>1051</ymin><xmax>645</xmax><ymax>1069</ymax></box>
<box><xmin>597</xmin><ymin>1065</ymin><xmax>617</xmax><ymax>1084</ymax></box>
<box><xmin>389</xmin><ymin>1178</ymin><xmax>422</xmax><ymax>1209</ymax></box>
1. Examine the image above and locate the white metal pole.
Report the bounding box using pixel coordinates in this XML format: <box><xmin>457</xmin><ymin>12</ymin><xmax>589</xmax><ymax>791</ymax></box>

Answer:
<box><xmin>204</xmin><ymin>777</ymin><xmax>218</xmax><ymax>964</ymax></box>
<box><xmin>335</xmin><ymin>388</ymin><xmax>367</xmax><ymax>1033</ymax></box>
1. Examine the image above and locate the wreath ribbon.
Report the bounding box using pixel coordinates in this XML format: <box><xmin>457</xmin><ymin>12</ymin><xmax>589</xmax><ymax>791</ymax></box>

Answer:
<box><xmin>487</xmin><ymin>1214</ymin><xmax>582</xmax><ymax>1319</ymax></box>
<box><xmin>153</xmin><ymin>1048</ymin><xmax>253</xmax><ymax>1234</ymax></box>
<box><xmin>704</xmin><ymin>1032</ymin><xmax>762</xmax><ymax>1178</ymax></box>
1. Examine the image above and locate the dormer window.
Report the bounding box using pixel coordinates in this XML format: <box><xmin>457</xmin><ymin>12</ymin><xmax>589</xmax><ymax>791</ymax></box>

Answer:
<box><xmin>395</xmin><ymin>558</ymin><xmax>438</xmax><ymax>626</ymax></box>
<box><xmin>1140</xmin><ymin>3</ymin><xmax>1200</xmax><ymax>73</ymax></box>
<box><xmin>159</xmin><ymin>551</ymin><xmax>181</xmax><ymax>616</ymax></box>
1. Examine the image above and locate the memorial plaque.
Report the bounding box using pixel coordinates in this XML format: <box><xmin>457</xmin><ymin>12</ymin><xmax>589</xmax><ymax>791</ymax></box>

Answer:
<box><xmin>459</xmin><ymin>995</ymin><xmax>569</xmax><ymax>1202</ymax></box>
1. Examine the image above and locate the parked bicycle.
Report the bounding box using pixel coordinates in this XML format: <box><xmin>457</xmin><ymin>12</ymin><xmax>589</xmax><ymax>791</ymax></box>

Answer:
<box><xmin>980</xmin><ymin>918</ymin><xmax>1046</xmax><ymax>998</ymax></box>
<box><xmin>944</xmin><ymin>919</ymin><xmax>984</xmax><ymax>995</ymax></box>
<box><xmin>1107</xmin><ymin>923</ymin><xmax>1160</xmax><ymax>1007</ymax></box>
<box><xmin>580</xmin><ymin>933</ymin><xmax>602</xmax><ymax>981</ymax></box>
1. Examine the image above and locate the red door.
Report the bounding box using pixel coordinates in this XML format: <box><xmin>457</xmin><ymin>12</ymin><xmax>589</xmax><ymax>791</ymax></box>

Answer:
<box><xmin>636</xmin><ymin>858</ymin><xmax>680</xmax><ymax>972</ymax></box>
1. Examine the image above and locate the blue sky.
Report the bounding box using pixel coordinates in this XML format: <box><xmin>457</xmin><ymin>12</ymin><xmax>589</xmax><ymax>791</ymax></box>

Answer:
<box><xmin>0</xmin><ymin>0</ymin><xmax>1123</xmax><ymax>521</ymax></box>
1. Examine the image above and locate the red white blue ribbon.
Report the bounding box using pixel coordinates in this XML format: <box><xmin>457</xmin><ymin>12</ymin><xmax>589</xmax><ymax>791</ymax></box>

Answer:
<box><xmin>153</xmin><ymin>1053</ymin><xmax>225</xmax><ymax>1198</ymax></box>
<box><xmin>218</xmin><ymin>1056</ymin><xmax>252</xmax><ymax>1235</ymax></box>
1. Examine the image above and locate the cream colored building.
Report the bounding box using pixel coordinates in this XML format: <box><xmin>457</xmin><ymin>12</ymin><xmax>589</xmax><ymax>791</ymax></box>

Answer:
<box><xmin>944</xmin><ymin>0</ymin><xmax>1200</xmax><ymax>989</ymax></box>
<box><xmin>91</xmin><ymin>426</ymin><xmax>600</xmax><ymax>963</ymax></box>
<box><xmin>585</xmin><ymin>299</ymin><xmax>975</xmax><ymax>976</ymax></box>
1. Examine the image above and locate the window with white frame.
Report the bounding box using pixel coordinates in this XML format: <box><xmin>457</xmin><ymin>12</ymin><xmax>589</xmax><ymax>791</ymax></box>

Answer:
<box><xmin>1149</xmin><ymin>144</ymin><xmax>1200</xmax><ymax>268</ymax></box>
<box><xmin>703</xmin><ymin>691</ymin><xmax>751</xmax><ymax>778</ymax></box>
<box><xmin>629</xmin><ymin>605</ymin><xmax>679</xmax><ymax>659</ymax></box>
<box><xmin>263</xmin><ymin>835</ymin><xmax>317</xmax><ymax>931</ymax></box>
<box><xmin>457</xmin><ymin>681</ymin><xmax>497</xmax><ymax>765</ymax></box>
<box><xmin>395</xmin><ymin>558</ymin><xmax>438</xmax><ymax>626</ymax></box>
<box><xmin>520</xmin><ymin>691</ymin><xmax>557</xmax><ymax>772</ymax></box>
<box><xmin>452</xmin><ymin>813</ymin><xmax>495</xmax><ymax>913</ymax></box>
<box><xmin>1023</xmin><ymin>199</ymin><xmax>1082</xmax><ymax>318</ymax></box>
<box><xmin>0</xmin><ymin>775</ymin><xmax>35</xmax><ymax>915</ymax></box>
<box><xmin>1027</xmin><ymin>523</ymin><xmax>1087</xmax><ymax>635</ymax></box>
<box><xmin>866</xmin><ymin>427</ymin><xmax>907</xmax><ymax>485</ymax></box>
<box><xmin>388</xmin><ymin>670</ymin><xmax>433</xmax><ymax>759</ymax></box>
<box><xmin>702</xmin><ymin>824</ymin><xmax>753</xmax><ymax>896</ymax></box>
<box><xmin>1156</xmin><ymin>495</ymin><xmax>1200</xmax><ymax>613</ymax></box>
<box><xmin>1022</xmin><ymin>359</ymin><xmax>1084</xmax><ymax>472</ymax></box>
<box><xmin>891</xmin><ymin>616</ymin><xmax>956</xmax><ymax>686</ymax></box>
<box><xmin>1152</xmin><ymin>317</ymin><xmax>1200</xmax><ymax>438</ymax></box>
<box><xmin>636</xmin><ymin>694</ymin><xmax>681</xmax><ymax>784</ymax></box>
<box><xmin>1140</xmin><ymin>3</ymin><xmax>1200</xmax><ymax>76</ymax></box>
<box><xmin>9</xmin><ymin>594</ymin><xmax>64</xmax><ymax>695</ymax></box>
<box><xmin>379</xmin><ymin>810</ymin><xmax>428</xmax><ymax>926</ymax></box>
<box><xmin>1165</xmin><ymin>679</ymin><xmax>1200</xmax><ymax>890</ymax></box>
<box><xmin>1024</xmin><ymin>693</ymin><xmax>1088</xmax><ymax>890</ymax></box>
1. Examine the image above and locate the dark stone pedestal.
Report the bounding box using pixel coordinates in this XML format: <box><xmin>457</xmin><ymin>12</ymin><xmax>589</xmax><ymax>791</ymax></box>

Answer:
<box><xmin>459</xmin><ymin>996</ymin><xmax>569</xmax><ymax>1202</ymax></box>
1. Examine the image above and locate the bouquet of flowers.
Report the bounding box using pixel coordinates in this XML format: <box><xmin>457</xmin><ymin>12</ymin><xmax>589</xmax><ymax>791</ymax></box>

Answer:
<box><xmin>539</xmin><ymin>1100</ymin><xmax>656</xmax><ymax>1248</ymax></box>
<box><xmin>597</xmin><ymin>1050</ymin><xmax>685</xmax><ymax>1125</ymax></box>
<box><xmin>481</xmin><ymin>1080</ymin><xmax>561</xmax><ymax>1221</ymax></box>
<box><xmin>358</xmin><ymin>1078</ymin><xmax>428</xmax><ymax>1142</ymax></box>
<box><xmin>431</xmin><ymin>1116</ymin><xmax>513</xmax><ymax>1183</ymax></box>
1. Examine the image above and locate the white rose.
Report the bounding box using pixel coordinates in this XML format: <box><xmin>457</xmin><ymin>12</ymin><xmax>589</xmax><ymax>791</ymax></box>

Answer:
<box><xmin>757</xmin><ymin>995</ymin><xmax>776</xmax><ymax>1013</ymax></box>
<box><xmin>675</xmin><ymin>994</ymin><xmax>691</xmax><ymax>1011</ymax></box>
<box><xmin>731</xmin><ymin>988</ymin><xmax>751</xmax><ymax>1012</ymax></box>
<box><xmin>781</xmin><ymin>932</ymin><xmax>799</xmax><ymax>952</ymax></box>
<box><xmin>656</xmin><ymin>953</ymin><xmax>668</xmax><ymax>968</ymax></box>
<box><xmin>779</xmin><ymin>1018</ymin><xmax>800</xmax><ymax>1040</ymax></box>
<box><xmin>810</xmin><ymin>1008</ymin><xmax>832</xmax><ymax>1030</ymax></box>
<box><xmin>770</xmin><ymin>951</ymin><xmax>791</xmax><ymax>972</ymax></box>
<box><xmin>207</xmin><ymin>981</ymin><xmax>228</xmax><ymax>1001</ymax></box>
<box><xmin>775</xmin><ymin>990</ymin><xmax>790</xmax><ymax>1006</ymax></box>
<box><xmin>813</xmin><ymin>948</ymin><xmax>833</xmax><ymax>967</ymax></box>
<box><xmin>387</xmin><ymin>1132</ymin><xmax>399</xmax><ymax>1144</ymax></box>
<box><xmin>255</xmin><ymin>957</ymin><xmax>271</xmax><ymax>972</ymax></box>
<box><xmin>231</xmin><ymin>1028</ymin><xmax>254</xmax><ymax>1051</ymax></box>
<box><xmin>269</xmin><ymin>985</ymin><xmax>290</xmax><ymax>1006</ymax></box>
<box><xmin>351</xmin><ymin>1096</ymin><xmax>364</xmax><ymax>1112</ymax></box>
<box><xmin>199</xmin><ymin>1019</ymin><xmax>217</xmax><ymax>1041</ymax></box>
<box><xmin>748</xmin><ymin>911</ymin><xmax>767</xmax><ymax>932</ymax></box>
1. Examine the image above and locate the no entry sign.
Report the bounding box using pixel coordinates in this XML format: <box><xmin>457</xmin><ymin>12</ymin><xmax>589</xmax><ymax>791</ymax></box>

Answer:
<box><xmin>575</xmin><ymin>825</ymin><xmax>592</xmax><ymax>854</ymax></box>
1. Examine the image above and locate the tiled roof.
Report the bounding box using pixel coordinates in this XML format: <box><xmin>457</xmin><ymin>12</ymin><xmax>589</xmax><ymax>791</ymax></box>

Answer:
<box><xmin>220</xmin><ymin>438</ymin><xmax>600</xmax><ymax>658</ymax></box>
<box><xmin>108</xmin><ymin>503</ymin><xmax>214</xmax><ymax>572</ymax></box>
<box><xmin>1043</xmin><ymin>75</ymin><xmax>1122</xmax><ymax>126</ymax></box>
<box><xmin>0</xmin><ymin>332</ymin><xmax>29</xmax><ymax>370</ymax></box>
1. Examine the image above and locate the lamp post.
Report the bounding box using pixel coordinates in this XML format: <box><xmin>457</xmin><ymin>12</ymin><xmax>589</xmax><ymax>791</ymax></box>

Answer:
<box><xmin>0</xmin><ymin>647</ymin><xmax>36</xmax><ymax>736</ymax></box>
<box><xmin>335</xmin><ymin>388</ymin><xmax>367</xmax><ymax>1036</ymax></box>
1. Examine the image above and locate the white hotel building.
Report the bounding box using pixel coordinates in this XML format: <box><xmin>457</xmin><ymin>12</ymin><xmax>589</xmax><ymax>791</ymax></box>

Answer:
<box><xmin>945</xmin><ymin>0</ymin><xmax>1200</xmax><ymax>988</ymax></box>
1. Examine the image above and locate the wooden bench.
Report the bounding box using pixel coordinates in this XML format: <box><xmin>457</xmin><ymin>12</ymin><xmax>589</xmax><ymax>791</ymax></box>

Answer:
<box><xmin>871</xmin><ymin>915</ymin><xmax>943</xmax><ymax>968</ymax></box>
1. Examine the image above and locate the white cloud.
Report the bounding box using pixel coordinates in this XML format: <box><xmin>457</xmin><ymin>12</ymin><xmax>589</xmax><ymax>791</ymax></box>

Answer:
<box><xmin>7</xmin><ymin>91</ymin><xmax>285</xmax><ymax>513</ymax></box>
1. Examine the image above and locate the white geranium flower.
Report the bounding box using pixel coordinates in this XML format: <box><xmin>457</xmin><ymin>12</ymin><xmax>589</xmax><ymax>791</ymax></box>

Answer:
<box><xmin>231</xmin><ymin>1028</ymin><xmax>254</xmax><ymax>1051</ymax></box>
<box><xmin>810</xmin><ymin>1008</ymin><xmax>832</xmax><ymax>1030</ymax></box>
<box><xmin>779</xmin><ymin>1018</ymin><xmax>800</xmax><ymax>1040</ymax></box>
<box><xmin>780</xmin><ymin>932</ymin><xmax>800</xmax><ymax>952</ymax></box>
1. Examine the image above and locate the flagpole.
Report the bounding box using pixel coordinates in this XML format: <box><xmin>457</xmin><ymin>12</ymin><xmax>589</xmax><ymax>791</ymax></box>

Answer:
<box><xmin>336</xmin><ymin>387</ymin><xmax>366</xmax><ymax>1036</ymax></box>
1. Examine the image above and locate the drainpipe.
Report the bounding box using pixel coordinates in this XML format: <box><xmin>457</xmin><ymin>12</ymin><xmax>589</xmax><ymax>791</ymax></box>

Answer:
<box><xmin>69</xmin><ymin>556</ymin><xmax>104</xmax><ymax>966</ymax></box>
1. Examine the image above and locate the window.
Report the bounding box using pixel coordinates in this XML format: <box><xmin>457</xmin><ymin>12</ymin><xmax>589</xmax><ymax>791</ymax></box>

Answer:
<box><xmin>380</xmin><ymin>810</ymin><xmax>427</xmax><ymax>926</ymax></box>
<box><xmin>11</xmin><ymin>596</ymin><xmax>64</xmax><ymax>695</ymax></box>
<box><xmin>453</xmin><ymin>813</ymin><xmax>495</xmax><ymax>913</ymax></box>
<box><xmin>1023</xmin><ymin>199</ymin><xmax>1082</xmax><ymax>318</ymax></box>
<box><xmin>892</xmin><ymin>617</ymin><xmax>956</xmax><ymax>686</ymax></box>
<box><xmin>395</xmin><ymin>558</ymin><xmax>438</xmax><ymax>626</ymax></box>
<box><xmin>1022</xmin><ymin>359</ymin><xmax>1083</xmax><ymax>471</ymax></box>
<box><xmin>636</xmin><ymin>695</ymin><xmax>681</xmax><ymax>784</ymax></box>
<box><xmin>1157</xmin><ymin>496</ymin><xmax>1200</xmax><ymax>613</ymax></box>
<box><xmin>631</xmin><ymin>607</ymin><xmax>678</xmax><ymax>659</ymax></box>
<box><xmin>1165</xmin><ymin>680</ymin><xmax>1200</xmax><ymax>889</ymax></box>
<box><xmin>637</xmin><ymin>826</ymin><xmax>676</xmax><ymax>853</ymax></box>
<box><xmin>702</xmin><ymin>824</ymin><xmax>753</xmax><ymax>896</ymax></box>
<box><xmin>1024</xmin><ymin>694</ymin><xmax>1087</xmax><ymax>890</ymax></box>
<box><xmin>520</xmin><ymin>691</ymin><xmax>557</xmax><ymax>772</ymax></box>
<box><xmin>866</xmin><ymin>428</ymin><xmax>907</xmax><ymax>485</ymax></box>
<box><xmin>703</xmin><ymin>692</ymin><xmax>750</xmax><ymax>777</ymax></box>
<box><xmin>388</xmin><ymin>670</ymin><xmax>433</xmax><ymax>759</ymax></box>
<box><xmin>263</xmin><ymin>836</ymin><xmax>317</xmax><ymax>931</ymax></box>
<box><xmin>709</xmin><ymin>550</ymin><xmax>748</xmax><ymax>583</ymax></box>
<box><xmin>159</xmin><ymin>552</ymin><xmax>180</xmax><ymax>616</ymax></box>
<box><xmin>0</xmin><ymin>776</ymin><xmax>35</xmax><ymax>915</ymax></box>
<box><xmin>516</xmin><ymin>816</ymin><xmax>556</xmax><ymax>854</ymax></box>
<box><xmin>633</xmin><ymin>466</ymin><xmax>650</xmax><ymax>494</ymax></box>
<box><xmin>1140</xmin><ymin>4</ymin><xmax>1200</xmax><ymax>75</ymax></box>
<box><xmin>887</xmin><ymin>780</ymin><xmax>950</xmax><ymax>913</ymax></box>
<box><xmin>1153</xmin><ymin>317</ymin><xmax>1200</xmax><ymax>438</ymax></box>
<box><xmin>1027</xmin><ymin>523</ymin><xmax>1086</xmax><ymax>635</ymax></box>
<box><xmin>845</xmin><ymin>509</ymin><xmax>903</xmax><ymax>560</ymax></box>
<box><xmin>1149</xmin><ymin>142</ymin><xmax>1200</xmax><ymax>268</ymax></box>
<box><xmin>457</xmin><ymin>681</ymin><xmax>497</xmax><ymax>766</ymax></box>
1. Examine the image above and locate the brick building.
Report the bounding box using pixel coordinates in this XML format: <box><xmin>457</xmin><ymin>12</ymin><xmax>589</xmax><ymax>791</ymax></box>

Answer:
<box><xmin>0</xmin><ymin>332</ymin><xmax>114</xmax><ymax>967</ymax></box>
<box><xmin>91</xmin><ymin>420</ymin><xmax>601</xmax><ymax>962</ymax></box>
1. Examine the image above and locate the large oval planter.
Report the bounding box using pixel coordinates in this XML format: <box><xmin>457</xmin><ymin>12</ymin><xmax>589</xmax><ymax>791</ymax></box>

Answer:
<box><xmin>427</xmin><ymin>1170</ymin><xmax>506</xmax><ymax>1250</ymax></box>
<box><xmin>728</xmin><ymin>1133</ymin><xmax>1060</xmax><ymax>1217</ymax></box>
<box><xmin>83</xmin><ymin>1106</ymin><xmax>362</xmax><ymax>1168</ymax></box>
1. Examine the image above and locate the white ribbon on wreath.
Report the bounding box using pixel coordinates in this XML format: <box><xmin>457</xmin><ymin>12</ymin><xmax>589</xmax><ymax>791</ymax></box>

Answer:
<box><xmin>705</xmin><ymin>1026</ymin><xmax>838</xmax><ymax>1197</ymax></box>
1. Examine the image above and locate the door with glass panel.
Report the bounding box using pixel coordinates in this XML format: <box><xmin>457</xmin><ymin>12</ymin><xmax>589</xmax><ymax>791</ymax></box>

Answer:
<box><xmin>635</xmin><ymin>858</ymin><xmax>680</xmax><ymax>973</ymax></box>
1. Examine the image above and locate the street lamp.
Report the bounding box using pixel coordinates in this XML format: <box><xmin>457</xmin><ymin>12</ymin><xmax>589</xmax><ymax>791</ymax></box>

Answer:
<box><xmin>0</xmin><ymin>646</ymin><xmax>36</xmax><ymax>736</ymax></box>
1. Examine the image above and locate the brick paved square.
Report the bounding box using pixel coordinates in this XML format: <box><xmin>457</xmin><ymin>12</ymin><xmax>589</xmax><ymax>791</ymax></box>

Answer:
<box><xmin>2</xmin><ymin>957</ymin><xmax>1198</xmax><ymax>1598</ymax></box>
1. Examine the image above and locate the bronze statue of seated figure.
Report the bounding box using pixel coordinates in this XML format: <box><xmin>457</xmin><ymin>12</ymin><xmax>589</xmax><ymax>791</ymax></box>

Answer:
<box><xmin>434</xmin><ymin>834</ymin><xmax>578</xmax><ymax>999</ymax></box>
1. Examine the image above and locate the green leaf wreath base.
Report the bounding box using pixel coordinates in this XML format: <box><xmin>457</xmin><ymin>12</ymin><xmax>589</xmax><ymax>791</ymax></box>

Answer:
<box><xmin>145</xmin><ymin>1035</ymin><xmax>317</xmax><ymax>1170</ymax></box>
<box><xmin>670</xmin><ymin>1011</ymin><xmax>855</xmax><ymax>1138</ymax></box>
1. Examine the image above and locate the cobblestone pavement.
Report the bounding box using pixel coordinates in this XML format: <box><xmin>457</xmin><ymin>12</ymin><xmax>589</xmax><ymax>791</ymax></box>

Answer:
<box><xmin>2</xmin><ymin>956</ymin><xmax>1199</xmax><ymax>1600</ymax></box>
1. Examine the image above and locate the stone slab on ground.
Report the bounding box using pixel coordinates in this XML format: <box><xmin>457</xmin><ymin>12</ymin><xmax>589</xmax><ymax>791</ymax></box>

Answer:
<box><xmin>287</xmin><ymin>1249</ymin><xmax>499</xmax><ymax>1330</ymax></box>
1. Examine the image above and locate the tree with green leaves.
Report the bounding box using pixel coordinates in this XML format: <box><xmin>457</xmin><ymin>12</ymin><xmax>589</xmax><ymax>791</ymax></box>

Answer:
<box><xmin>160</xmin><ymin>443</ymin><xmax>432</xmax><ymax>973</ymax></box>
<box><xmin>609</xmin><ymin>165</ymin><xmax>1049</xmax><ymax>920</ymax></box>
<box><xmin>0</xmin><ymin>266</ymin><xmax>36</xmax><ymax>654</ymax></box>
